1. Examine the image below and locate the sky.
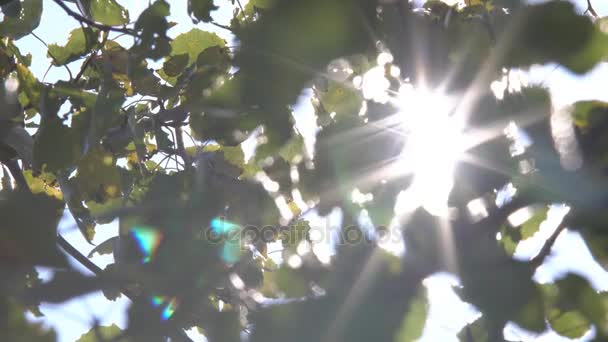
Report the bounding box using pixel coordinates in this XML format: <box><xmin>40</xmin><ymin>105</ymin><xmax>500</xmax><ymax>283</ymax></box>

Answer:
<box><xmin>5</xmin><ymin>0</ymin><xmax>608</xmax><ymax>341</ymax></box>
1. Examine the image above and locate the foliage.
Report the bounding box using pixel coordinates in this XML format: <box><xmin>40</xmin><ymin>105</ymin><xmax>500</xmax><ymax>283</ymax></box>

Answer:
<box><xmin>2</xmin><ymin>0</ymin><xmax>608</xmax><ymax>341</ymax></box>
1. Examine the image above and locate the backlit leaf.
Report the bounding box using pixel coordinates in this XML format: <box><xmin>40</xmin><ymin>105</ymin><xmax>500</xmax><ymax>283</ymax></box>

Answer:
<box><xmin>75</xmin><ymin>324</ymin><xmax>122</xmax><ymax>342</ymax></box>
<box><xmin>82</xmin><ymin>0</ymin><xmax>129</xmax><ymax>26</ymax></box>
<box><xmin>171</xmin><ymin>28</ymin><xmax>226</xmax><ymax>65</ymax></box>
<box><xmin>187</xmin><ymin>0</ymin><xmax>218</xmax><ymax>23</ymax></box>
<box><xmin>47</xmin><ymin>28</ymin><xmax>99</xmax><ymax>66</ymax></box>
<box><xmin>0</xmin><ymin>0</ymin><xmax>42</xmax><ymax>39</ymax></box>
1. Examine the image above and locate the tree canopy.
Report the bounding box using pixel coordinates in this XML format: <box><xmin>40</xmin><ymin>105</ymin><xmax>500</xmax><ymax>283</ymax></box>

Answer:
<box><xmin>2</xmin><ymin>0</ymin><xmax>608</xmax><ymax>341</ymax></box>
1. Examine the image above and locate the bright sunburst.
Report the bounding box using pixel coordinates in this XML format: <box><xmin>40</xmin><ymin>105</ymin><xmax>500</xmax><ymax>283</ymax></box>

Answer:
<box><xmin>394</xmin><ymin>84</ymin><xmax>465</xmax><ymax>217</ymax></box>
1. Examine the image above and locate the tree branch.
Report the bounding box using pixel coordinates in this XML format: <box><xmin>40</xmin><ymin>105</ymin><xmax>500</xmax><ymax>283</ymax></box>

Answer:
<box><xmin>4</xmin><ymin>159</ymin><xmax>28</xmax><ymax>190</ymax></box>
<box><xmin>175</xmin><ymin>126</ymin><xmax>192</xmax><ymax>169</ymax></box>
<box><xmin>52</xmin><ymin>0</ymin><xmax>138</xmax><ymax>36</ymax></box>
<box><xmin>57</xmin><ymin>235</ymin><xmax>193</xmax><ymax>342</ymax></box>
<box><xmin>57</xmin><ymin>234</ymin><xmax>103</xmax><ymax>274</ymax></box>
<box><xmin>530</xmin><ymin>223</ymin><xmax>567</xmax><ymax>268</ymax></box>
<box><xmin>74</xmin><ymin>32</ymin><xmax>108</xmax><ymax>84</ymax></box>
<box><xmin>31</xmin><ymin>32</ymin><xmax>74</xmax><ymax>80</ymax></box>
<box><xmin>585</xmin><ymin>0</ymin><xmax>598</xmax><ymax>18</ymax></box>
<box><xmin>211</xmin><ymin>22</ymin><xmax>234</xmax><ymax>32</ymax></box>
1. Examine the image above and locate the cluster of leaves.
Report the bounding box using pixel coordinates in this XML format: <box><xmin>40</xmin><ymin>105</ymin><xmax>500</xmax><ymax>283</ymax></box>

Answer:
<box><xmin>3</xmin><ymin>0</ymin><xmax>608</xmax><ymax>341</ymax></box>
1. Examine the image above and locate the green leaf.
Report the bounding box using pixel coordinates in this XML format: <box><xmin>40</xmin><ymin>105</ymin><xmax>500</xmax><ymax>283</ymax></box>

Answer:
<box><xmin>506</xmin><ymin>1</ymin><xmax>608</xmax><ymax>74</ymax></box>
<box><xmin>513</xmin><ymin>291</ymin><xmax>546</xmax><ymax>333</ymax></box>
<box><xmin>33</xmin><ymin>118</ymin><xmax>81</xmax><ymax>173</ymax></box>
<box><xmin>555</xmin><ymin>274</ymin><xmax>608</xmax><ymax>337</ymax></box>
<box><xmin>82</xmin><ymin>0</ymin><xmax>129</xmax><ymax>26</ymax></box>
<box><xmin>520</xmin><ymin>206</ymin><xmax>548</xmax><ymax>240</ymax></box>
<box><xmin>0</xmin><ymin>298</ymin><xmax>55</xmax><ymax>342</ymax></box>
<box><xmin>87</xmin><ymin>236</ymin><xmax>118</xmax><ymax>258</ymax></box>
<box><xmin>394</xmin><ymin>287</ymin><xmax>429</xmax><ymax>342</ymax></box>
<box><xmin>278</xmin><ymin>132</ymin><xmax>304</xmax><ymax>163</ymax></box>
<box><xmin>187</xmin><ymin>0</ymin><xmax>218</xmax><ymax>23</ymax></box>
<box><xmin>16</xmin><ymin>63</ymin><xmax>42</xmax><ymax>110</ymax></box>
<box><xmin>0</xmin><ymin>0</ymin><xmax>42</xmax><ymax>40</ymax></box>
<box><xmin>570</xmin><ymin>100</ymin><xmax>608</xmax><ymax>169</ymax></box>
<box><xmin>133</xmin><ymin>0</ymin><xmax>171</xmax><ymax>60</ymax></box>
<box><xmin>571</xmin><ymin>100</ymin><xmax>608</xmax><ymax>129</ymax></box>
<box><xmin>457</xmin><ymin>317</ymin><xmax>488</xmax><ymax>342</ymax></box>
<box><xmin>85</xmin><ymin>197</ymin><xmax>121</xmax><ymax>224</ymax></box>
<box><xmin>47</xmin><ymin>28</ymin><xmax>99</xmax><ymax>66</ymax></box>
<box><xmin>74</xmin><ymin>147</ymin><xmax>122</xmax><ymax>203</ymax></box>
<box><xmin>75</xmin><ymin>324</ymin><xmax>122</xmax><ymax>342</ymax></box>
<box><xmin>23</xmin><ymin>170</ymin><xmax>62</xmax><ymax>200</ymax></box>
<box><xmin>162</xmin><ymin>53</ymin><xmax>189</xmax><ymax>77</ymax></box>
<box><xmin>318</xmin><ymin>81</ymin><xmax>363</xmax><ymax>121</ymax></box>
<box><xmin>498</xmin><ymin>225</ymin><xmax>519</xmax><ymax>256</ymax></box>
<box><xmin>548</xmin><ymin>309</ymin><xmax>590</xmax><ymax>339</ymax></box>
<box><xmin>0</xmin><ymin>191</ymin><xmax>66</xmax><ymax>268</ymax></box>
<box><xmin>171</xmin><ymin>28</ymin><xmax>226</xmax><ymax>65</ymax></box>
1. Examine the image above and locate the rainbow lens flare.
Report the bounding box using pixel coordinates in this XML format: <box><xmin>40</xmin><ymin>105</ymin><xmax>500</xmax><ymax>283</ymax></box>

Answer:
<box><xmin>151</xmin><ymin>295</ymin><xmax>165</xmax><ymax>307</ymax></box>
<box><xmin>210</xmin><ymin>217</ymin><xmax>242</xmax><ymax>264</ymax></box>
<box><xmin>210</xmin><ymin>217</ymin><xmax>239</xmax><ymax>234</ymax></box>
<box><xmin>130</xmin><ymin>226</ymin><xmax>163</xmax><ymax>263</ymax></box>
<box><xmin>151</xmin><ymin>296</ymin><xmax>178</xmax><ymax>321</ymax></box>
<box><xmin>162</xmin><ymin>298</ymin><xmax>178</xmax><ymax>320</ymax></box>
<box><xmin>221</xmin><ymin>240</ymin><xmax>241</xmax><ymax>264</ymax></box>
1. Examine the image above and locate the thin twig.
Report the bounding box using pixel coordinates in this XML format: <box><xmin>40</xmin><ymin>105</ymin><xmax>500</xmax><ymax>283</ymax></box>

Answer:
<box><xmin>73</xmin><ymin>52</ymin><xmax>95</xmax><ymax>83</ymax></box>
<box><xmin>211</xmin><ymin>22</ymin><xmax>234</xmax><ymax>32</ymax></box>
<box><xmin>236</xmin><ymin>0</ymin><xmax>250</xmax><ymax>23</ymax></box>
<box><xmin>31</xmin><ymin>32</ymin><xmax>74</xmax><ymax>80</ymax></box>
<box><xmin>4</xmin><ymin>159</ymin><xmax>28</xmax><ymax>190</ymax></box>
<box><xmin>74</xmin><ymin>31</ymin><xmax>108</xmax><ymax>83</ymax></box>
<box><xmin>4</xmin><ymin>130</ymin><xmax>193</xmax><ymax>342</ymax></box>
<box><xmin>175</xmin><ymin>126</ymin><xmax>192</xmax><ymax>169</ymax></box>
<box><xmin>585</xmin><ymin>0</ymin><xmax>598</xmax><ymax>18</ymax></box>
<box><xmin>530</xmin><ymin>223</ymin><xmax>567</xmax><ymax>268</ymax></box>
<box><xmin>52</xmin><ymin>0</ymin><xmax>138</xmax><ymax>36</ymax></box>
<box><xmin>57</xmin><ymin>235</ymin><xmax>103</xmax><ymax>274</ymax></box>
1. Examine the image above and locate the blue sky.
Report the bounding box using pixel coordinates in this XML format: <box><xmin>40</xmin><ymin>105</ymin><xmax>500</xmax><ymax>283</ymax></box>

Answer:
<box><xmin>7</xmin><ymin>0</ymin><xmax>608</xmax><ymax>341</ymax></box>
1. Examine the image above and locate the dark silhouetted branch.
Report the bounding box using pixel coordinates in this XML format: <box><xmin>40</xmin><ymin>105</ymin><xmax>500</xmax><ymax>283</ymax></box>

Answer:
<box><xmin>52</xmin><ymin>0</ymin><xmax>138</xmax><ymax>36</ymax></box>
<box><xmin>5</xmin><ymin>159</ymin><xmax>28</xmax><ymax>190</ymax></box>
<box><xmin>530</xmin><ymin>223</ymin><xmax>567</xmax><ymax>268</ymax></box>
<box><xmin>585</xmin><ymin>0</ymin><xmax>598</xmax><ymax>17</ymax></box>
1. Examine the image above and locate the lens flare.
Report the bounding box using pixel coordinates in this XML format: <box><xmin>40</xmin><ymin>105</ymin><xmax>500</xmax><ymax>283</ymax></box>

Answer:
<box><xmin>210</xmin><ymin>217</ymin><xmax>239</xmax><ymax>234</ymax></box>
<box><xmin>162</xmin><ymin>298</ymin><xmax>178</xmax><ymax>320</ymax></box>
<box><xmin>221</xmin><ymin>240</ymin><xmax>242</xmax><ymax>264</ymax></box>
<box><xmin>130</xmin><ymin>226</ymin><xmax>163</xmax><ymax>263</ymax></box>
<box><xmin>210</xmin><ymin>217</ymin><xmax>242</xmax><ymax>263</ymax></box>
<box><xmin>151</xmin><ymin>295</ymin><xmax>165</xmax><ymax>307</ymax></box>
<box><xmin>151</xmin><ymin>296</ymin><xmax>178</xmax><ymax>321</ymax></box>
<box><xmin>397</xmin><ymin>85</ymin><xmax>463</xmax><ymax>216</ymax></box>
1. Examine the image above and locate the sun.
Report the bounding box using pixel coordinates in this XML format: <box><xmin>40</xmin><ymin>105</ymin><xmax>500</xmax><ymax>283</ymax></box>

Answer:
<box><xmin>394</xmin><ymin>84</ymin><xmax>465</xmax><ymax>217</ymax></box>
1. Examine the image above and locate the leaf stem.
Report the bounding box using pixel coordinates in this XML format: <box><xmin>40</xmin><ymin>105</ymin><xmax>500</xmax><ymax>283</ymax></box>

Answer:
<box><xmin>30</xmin><ymin>32</ymin><xmax>74</xmax><ymax>80</ymax></box>
<box><xmin>210</xmin><ymin>22</ymin><xmax>234</xmax><ymax>32</ymax></box>
<box><xmin>4</xmin><ymin>159</ymin><xmax>28</xmax><ymax>190</ymax></box>
<box><xmin>175</xmin><ymin>126</ymin><xmax>191</xmax><ymax>169</ymax></box>
<box><xmin>585</xmin><ymin>0</ymin><xmax>598</xmax><ymax>18</ymax></box>
<box><xmin>530</xmin><ymin>223</ymin><xmax>567</xmax><ymax>268</ymax></box>
<box><xmin>52</xmin><ymin>0</ymin><xmax>138</xmax><ymax>36</ymax></box>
